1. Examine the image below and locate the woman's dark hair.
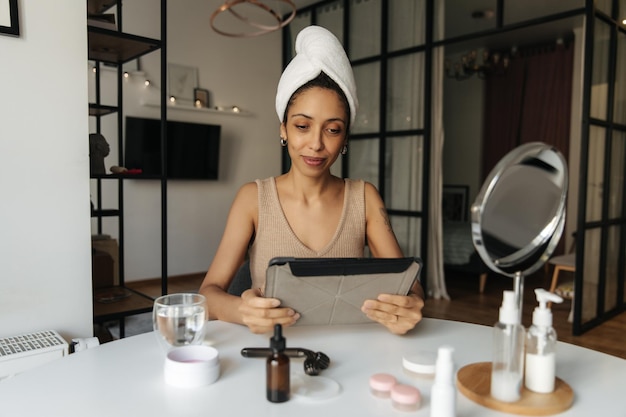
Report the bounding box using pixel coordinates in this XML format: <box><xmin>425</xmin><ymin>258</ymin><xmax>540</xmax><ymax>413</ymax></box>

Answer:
<box><xmin>282</xmin><ymin>72</ymin><xmax>351</xmax><ymax>131</ymax></box>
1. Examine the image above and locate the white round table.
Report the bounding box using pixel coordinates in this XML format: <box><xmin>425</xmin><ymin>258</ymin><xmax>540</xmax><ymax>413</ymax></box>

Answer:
<box><xmin>0</xmin><ymin>318</ymin><xmax>624</xmax><ymax>416</ymax></box>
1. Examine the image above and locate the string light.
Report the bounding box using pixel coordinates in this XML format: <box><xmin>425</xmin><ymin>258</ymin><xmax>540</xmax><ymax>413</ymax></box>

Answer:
<box><xmin>124</xmin><ymin>70</ymin><xmax>152</xmax><ymax>88</ymax></box>
<box><xmin>90</xmin><ymin>64</ymin><xmax>153</xmax><ymax>88</ymax></box>
<box><xmin>90</xmin><ymin>63</ymin><xmax>246</xmax><ymax>113</ymax></box>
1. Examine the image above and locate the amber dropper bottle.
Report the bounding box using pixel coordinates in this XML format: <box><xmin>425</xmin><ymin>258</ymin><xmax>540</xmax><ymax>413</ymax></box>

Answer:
<box><xmin>267</xmin><ymin>324</ymin><xmax>290</xmax><ymax>402</ymax></box>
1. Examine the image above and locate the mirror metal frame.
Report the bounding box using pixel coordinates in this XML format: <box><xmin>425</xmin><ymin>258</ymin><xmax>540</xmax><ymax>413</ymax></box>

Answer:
<box><xmin>471</xmin><ymin>142</ymin><xmax>568</xmax><ymax>316</ymax></box>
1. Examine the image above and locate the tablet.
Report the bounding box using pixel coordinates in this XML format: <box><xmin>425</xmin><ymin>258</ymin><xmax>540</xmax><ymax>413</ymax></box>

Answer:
<box><xmin>264</xmin><ymin>257</ymin><xmax>422</xmax><ymax>326</ymax></box>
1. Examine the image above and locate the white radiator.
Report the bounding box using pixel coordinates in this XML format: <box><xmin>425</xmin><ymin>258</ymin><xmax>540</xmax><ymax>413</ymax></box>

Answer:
<box><xmin>0</xmin><ymin>330</ymin><xmax>68</xmax><ymax>379</ymax></box>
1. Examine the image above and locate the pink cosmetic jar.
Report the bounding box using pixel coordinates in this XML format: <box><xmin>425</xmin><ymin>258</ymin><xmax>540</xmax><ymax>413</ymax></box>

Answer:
<box><xmin>390</xmin><ymin>384</ymin><xmax>421</xmax><ymax>412</ymax></box>
<box><xmin>369</xmin><ymin>373</ymin><xmax>397</xmax><ymax>398</ymax></box>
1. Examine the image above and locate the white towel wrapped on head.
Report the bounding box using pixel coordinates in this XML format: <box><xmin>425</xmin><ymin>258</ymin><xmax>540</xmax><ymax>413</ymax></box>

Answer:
<box><xmin>275</xmin><ymin>25</ymin><xmax>358</xmax><ymax>127</ymax></box>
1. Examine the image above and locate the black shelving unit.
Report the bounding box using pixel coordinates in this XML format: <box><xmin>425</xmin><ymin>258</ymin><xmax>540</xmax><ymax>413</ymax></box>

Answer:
<box><xmin>88</xmin><ymin>103</ymin><xmax>118</xmax><ymax>116</ymax></box>
<box><xmin>88</xmin><ymin>0</ymin><xmax>167</xmax><ymax>338</ymax></box>
<box><xmin>87</xmin><ymin>0</ymin><xmax>118</xmax><ymax>15</ymax></box>
<box><xmin>87</xmin><ymin>26</ymin><xmax>161</xmax><ymax>63</ymax></box>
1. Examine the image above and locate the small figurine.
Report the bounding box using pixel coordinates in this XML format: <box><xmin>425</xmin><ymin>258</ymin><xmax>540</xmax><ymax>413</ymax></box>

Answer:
<box><xmin>89</xmin><ymin>133</ymin><xmax>110</xmax><ymax>175</ymax></box>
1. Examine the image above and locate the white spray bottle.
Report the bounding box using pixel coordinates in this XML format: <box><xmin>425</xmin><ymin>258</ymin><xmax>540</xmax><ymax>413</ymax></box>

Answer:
<box><xmin>491</xmin><ymin>290</ymin><xmax>525</xmax><ymax>402</ymax></box>
<box><xmin>430</xmin><ymin>345</ymin><xmax>456</xmax><ymax>417</ymax></box>
<box><xmin>525</xmin><ymin>288</ymin><xmax>563</xmax><ymax>393</ymax></box>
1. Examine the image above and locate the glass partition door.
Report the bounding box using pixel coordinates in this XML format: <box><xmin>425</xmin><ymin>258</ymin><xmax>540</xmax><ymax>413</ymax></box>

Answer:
<box><xmin>576</xmin><ymin>4</ymin><xmax>626</xmax><ymax>334</ymax></box>
<box><xmin>282</xmin><ymin>0</ymin><xmax>429</xmax><ymax>267</ymax></box>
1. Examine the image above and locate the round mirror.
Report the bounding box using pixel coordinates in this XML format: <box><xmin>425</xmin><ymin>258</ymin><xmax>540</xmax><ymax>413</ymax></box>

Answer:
<box><xmin>471</xmin><ymin>142</ymin><xmax>568</xmax><ymax>313</ymax></box>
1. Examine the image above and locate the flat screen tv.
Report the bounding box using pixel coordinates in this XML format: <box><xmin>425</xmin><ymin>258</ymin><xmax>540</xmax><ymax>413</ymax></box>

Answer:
<box><xmin>124</xmin><ymin>116</ymin><xmax>221</xmax><ymax>180</ymax></box>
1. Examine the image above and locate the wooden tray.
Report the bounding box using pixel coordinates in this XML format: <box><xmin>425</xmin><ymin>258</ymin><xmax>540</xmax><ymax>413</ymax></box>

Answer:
<box><xmin>456</xmin><ymin>362</ymin><xmax>574</xmax><ymax>416</ymax></box>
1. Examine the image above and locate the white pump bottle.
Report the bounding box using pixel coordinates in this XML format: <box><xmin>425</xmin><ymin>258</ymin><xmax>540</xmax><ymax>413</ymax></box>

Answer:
<box><xmin>525</xmin><ymin>288</ymin><xmax>563</xmax><ymax>393</ymax></box>
<box><xmin>491</xmin><ymin>290</ymin><xmax>525</xmax><ymax>402</ymax></box>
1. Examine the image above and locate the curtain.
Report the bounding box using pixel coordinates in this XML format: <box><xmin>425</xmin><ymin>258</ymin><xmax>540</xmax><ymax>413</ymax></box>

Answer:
<box><xmin>483</xmin><ymin>40</ymin><xmax>574</xmax><ymax>179</ymax></box>
<box><xmin>482</xmin><ymin>40</ymin><xmax>574</xmax><ymax>255</ymax></box>
<box><xmin>519</xmin><ymin>42</ymin><xmax>574</xmax><ymax>155</ymax></box>
<box><xmin>383</xmin><ymin>0</ymin><xmax>429</xmax><ymax>285</ymax></box>
<box><xmin>482</xmin><ymin>60</ymin><xmax>526</xmax><ymax>180</ymax></box>
<box><xmin>386</xmin><ymin>52</ymin><xmax>423</xmax><ymax>256</ymax></box>
<box><xmin>427</xmin><ymin>0</ymin><xmax>449</xmax><ymax>299</ymax></box>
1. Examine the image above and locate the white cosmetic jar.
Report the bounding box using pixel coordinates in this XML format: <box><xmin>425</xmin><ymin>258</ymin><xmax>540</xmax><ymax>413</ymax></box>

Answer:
<box><xmin>164</xmin><ymin>345</ymin><xmax>220</xmax><ymax>388</ymax></box>
<box><xmin>402</xmin><ymin>351</ymin><xmax>436</xmax><ymax>378</ymax></box>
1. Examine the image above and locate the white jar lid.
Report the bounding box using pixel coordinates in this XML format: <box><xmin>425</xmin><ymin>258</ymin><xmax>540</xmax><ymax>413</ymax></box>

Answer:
<box><xmin>402</xmin><ymin>351</ymin><xmax>437</xmax><ymax>375</ymax></box>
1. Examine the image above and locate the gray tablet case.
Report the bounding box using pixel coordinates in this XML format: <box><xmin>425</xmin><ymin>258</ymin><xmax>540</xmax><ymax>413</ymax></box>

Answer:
<box><xmin>264</xmin><ymin>257</ymin><xmax>422</xmax><ymax>326</ymax></box>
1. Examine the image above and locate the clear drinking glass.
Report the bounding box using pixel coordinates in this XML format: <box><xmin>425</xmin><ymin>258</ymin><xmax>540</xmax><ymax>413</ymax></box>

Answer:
<box><xmin>153</xmin><ymin>293</ymin><xmax>207</xmax><ymax>351</ymax></box>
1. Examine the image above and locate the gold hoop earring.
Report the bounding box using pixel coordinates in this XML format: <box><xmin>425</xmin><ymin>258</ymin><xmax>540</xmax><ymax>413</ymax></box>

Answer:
<box><xmin>280</xmin><ymin>137</ymin><xmax>287</xmax><ymax>146</ymax></box>
<box><xmin>341</xmin><ymin>145</ymin><xmax>348</xmax><ymax>155</ymax></box>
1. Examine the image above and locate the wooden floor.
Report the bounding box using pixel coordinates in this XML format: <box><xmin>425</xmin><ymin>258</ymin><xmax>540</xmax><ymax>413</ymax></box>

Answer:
<box><xmin>425</xmin><ymin>269</ymin><xmax>626</xmax><ymax>360</ymax></box>
<box><xmin>124</xmin><ymin>269</ymin><xmax>626</xmax><ymax>360</ymax></box>
<box><xmin>126</xmin><ymin>272</ymin><xmax>206</xmax><ymax>299</ymax></box>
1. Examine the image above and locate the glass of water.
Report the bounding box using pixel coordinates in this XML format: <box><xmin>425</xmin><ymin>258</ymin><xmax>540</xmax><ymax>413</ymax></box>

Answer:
<box><xmin>153</xmin><ymin>293</ymin><xmax>207</xmax><ymax>352</ymax></box>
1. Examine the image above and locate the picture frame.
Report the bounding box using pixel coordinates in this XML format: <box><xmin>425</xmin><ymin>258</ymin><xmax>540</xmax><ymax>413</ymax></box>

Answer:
<box><xmin>0</xmin><ymin>0</ymin><xmax>20</xmax><ymax>37</ymax></box>
<box><xmin>442</xmin><ymin>185</ymin><xmax>469</xmax><ymax>222</ymax></box>
<box><xmin>193</xmin><ymin>88</ymin><xmax>210</xmax><ymax>108</ymax></box>
<box><xmin>168</xmin><ymin>63</ymin><xmax>198</xmax><ymax>103</ymax></box>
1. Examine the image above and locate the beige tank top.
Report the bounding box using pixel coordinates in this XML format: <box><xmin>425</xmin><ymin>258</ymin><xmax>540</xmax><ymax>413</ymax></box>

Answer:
<box><xmin>249</xmin><ymin>177</ymin><xmax>366</xmax><ymax>290</ymax></box>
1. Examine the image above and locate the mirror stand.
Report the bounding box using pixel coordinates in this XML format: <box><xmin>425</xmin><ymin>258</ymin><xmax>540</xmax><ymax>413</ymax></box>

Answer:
<box><xmin>513</xmin><ymin>271</ymin><xmax>524</xmax><ymax>322</ymax></box>
<box><xmin>456</xmin><ymin>143</ymin><xmax>573</xmax><ymax>414</ymax></box>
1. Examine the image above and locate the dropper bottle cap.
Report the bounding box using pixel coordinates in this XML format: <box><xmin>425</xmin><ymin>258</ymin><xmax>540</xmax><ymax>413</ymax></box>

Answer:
<box><xmin>270</xmin><ymin>324</ymin><xmax>286</xmax><ymax>354</ymax></box>
<box><xmin>532</xmin><ymin>289</ymin><xmax>563</xmax><ymax>327</ymax></box>
<box><xmin>499</xmin><ymin>290</ymin><xmax>519</xmax><ymax>325</ymax></box>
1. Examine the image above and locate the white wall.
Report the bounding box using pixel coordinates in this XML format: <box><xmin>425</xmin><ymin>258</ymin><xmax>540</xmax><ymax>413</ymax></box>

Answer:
<box><xmin>442</xmin><ymin>64</ymin><xmax>484</xmax><ymax>205</ymax></box>
<box><xmin>0</xmin><ymin>0</ymin><xmax>285</xmax><ymax>342</ymax></box>
<box><xmin>0</xmin><ymin>1</ymin><xmax>93</xmax><ymax>339</ymax></box>
<box><xmin>89</xmin><ymin>0</ymin><xmax>283</xmax><ymax>281</ymax></box>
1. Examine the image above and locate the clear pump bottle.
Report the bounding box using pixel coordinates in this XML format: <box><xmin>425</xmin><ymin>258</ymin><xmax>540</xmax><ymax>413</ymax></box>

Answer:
<box><xmin>266</xmin><ymin>324</ymin><xmax>289</xmax><ymax>402</ymax></box>
<box><xmin>491</xmin><ymin>290</ymin><xmax>525</xmax><ymax>403</ymax></box>
<box><xmin>525</xmin><ymin>288</ymin><xmax>563</xmax><ymax>393</ymax></box>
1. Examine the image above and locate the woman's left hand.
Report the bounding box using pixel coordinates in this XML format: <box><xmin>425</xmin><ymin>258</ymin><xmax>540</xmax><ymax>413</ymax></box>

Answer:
<box><xmin>361</xmin><ymin>293</ymin><xmax>424</xmax><ymax>335</ymax></box>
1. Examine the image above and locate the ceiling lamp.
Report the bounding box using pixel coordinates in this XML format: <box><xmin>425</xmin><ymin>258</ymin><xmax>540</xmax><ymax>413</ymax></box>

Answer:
<box><xmin>210</xmin><ymin>0</ymin><xmax>296</xmax><ymax>38</ymax></box>
<box><xmin>445</xmin><ymin>48</ymin><xmax>515</xmax><ymax>81</ymax></box>
<box><xmin>471</xmin><ymin>9</ymin><xmax>495</xmax><ymax>20</ymax></box>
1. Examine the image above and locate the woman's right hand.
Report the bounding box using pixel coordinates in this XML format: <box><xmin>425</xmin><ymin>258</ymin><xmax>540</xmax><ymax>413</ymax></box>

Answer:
<box><xmin>238</xmin><ymin>288</ymin><xmax>300</xmax><ymax>334</ymax></box>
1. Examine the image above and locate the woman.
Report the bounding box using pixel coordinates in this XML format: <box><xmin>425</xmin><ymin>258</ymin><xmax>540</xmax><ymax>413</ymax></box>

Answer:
<box><xmin>199</xmin><ymin>26</ymin><xmax>424</xmax><ymax>335</ymax></box>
